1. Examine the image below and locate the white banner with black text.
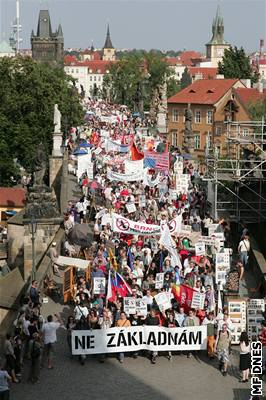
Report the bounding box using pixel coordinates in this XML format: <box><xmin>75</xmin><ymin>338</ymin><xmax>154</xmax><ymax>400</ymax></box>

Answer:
<box><xmin>71</xmin><ymin>325</ymin><xmax>207</xmax><ymax>355</ymax></box>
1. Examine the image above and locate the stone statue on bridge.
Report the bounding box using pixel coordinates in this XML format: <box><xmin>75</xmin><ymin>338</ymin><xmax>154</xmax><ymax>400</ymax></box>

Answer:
<box><xmin>54</xmin><ymin>104</ymin><xmax>62</xmax><ymax>133</ymax></box>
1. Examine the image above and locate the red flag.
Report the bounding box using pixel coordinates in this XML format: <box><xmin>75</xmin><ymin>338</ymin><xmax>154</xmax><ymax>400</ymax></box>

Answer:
<box><xmin>173</xmin><ymin>284</ymin><xmax>197</xmax><ymax>312</ymax></box>
<box><xmin>131</xmin><ymin>141</ymin><xmax>144</xmax><ymax>161</ymax></box>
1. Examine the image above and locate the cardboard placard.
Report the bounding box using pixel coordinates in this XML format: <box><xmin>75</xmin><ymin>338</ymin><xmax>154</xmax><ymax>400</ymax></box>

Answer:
<box><xmin>155</xmin><ymin>273</ymin><xmax>164</xmax><ymax>289</ymax></box>
<box><xmin>93</xmin><ymin>277</ymin><xmax>106</xmax><ymax>295</ymax></box>
<box><xmin>191</xmin><ymin>291</ymin><xmax>206</xmax><ymax>310</ymax></box>
<box><xmin>135</xmin><ymin>299</ymin><xmax>148</xmax><ymax>316</ymax></box>
<box><xmin>123</xmin><ymin>297</ymin><xmax>136</xmax><ymax>314</ymax></box>
<box><xmin>126</xmin><ymin>203</ymin><xmax>137</xmax><ymax>214</ymax></box>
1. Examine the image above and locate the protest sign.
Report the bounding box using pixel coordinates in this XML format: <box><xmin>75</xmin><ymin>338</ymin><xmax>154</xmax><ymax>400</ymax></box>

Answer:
<box><xmin>155</xmin><ymin>273</ymin><xmax>164</xmax><ymax>289</ymax></box>
<box><xmin>72</xmin><ymin>325</ymin><xmax>207</xmax><ymax>355</ymax></box>
<box><xmin>124</xmin><ymin>159</ymin><xmax>144</xmax><ymax>175</ymax></box>
<box><xmin>191</xmin><ymin>292</ymin><xmax>206</xmax><ymax>310</ymax></box>
<box><xmin>93</xmin><ymin>278</ymin><xmax>106</xmax><ymax>295</ymax></box>
<box><xmin>123</xmin><ymin>297</ymin><xmax>136</xmax><ymax>315</ymax></box>
<box><xmin>87</xmin><ymin>161</ymin><xmax>94</xmax><ymax>180</ymax></box>
<box><xmin>107</xmin><ymin>169</ymin><xmax>143</xmax><ymax>182</ymax></box>
<box><xmin>195</xmin><ymin>242</ymin><xmax>206</xmax><ymax>256</ymax></box>
<box><xmin>135</xmin><ymin>299</ymin><xmax>147</xmax><ymax>316</ymax></box>
<box><xmin>154</xmin><ymin>292</ymin><xmax>171</xmax><ymax>312</ymax></box>
<box><xmin>112</xmin><ymin>213</ymin><xmax>161</xmax><ymax>236</ymax></box>
<box><xmin>126</xmin><ymin>203</ymin><xmax>137</xmax><ymax>214</ymax></box>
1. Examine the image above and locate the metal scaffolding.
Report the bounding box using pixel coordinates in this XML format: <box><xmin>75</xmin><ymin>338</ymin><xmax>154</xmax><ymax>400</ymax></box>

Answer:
<box><xmin>203</xmin><ymin>120</ymin><xmax>266</xmax><ymax>223</ymax></box>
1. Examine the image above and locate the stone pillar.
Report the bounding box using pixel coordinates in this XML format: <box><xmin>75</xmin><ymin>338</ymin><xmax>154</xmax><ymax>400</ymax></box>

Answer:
<box><xmin>23</xmin><ymin>220</ymin><xmax>61</xmax><ymax>281</ymax></box>
<box><xmin>49</xmin><ymin>131</ymin><xmax>63</xmax><ymax>188</ymax></box>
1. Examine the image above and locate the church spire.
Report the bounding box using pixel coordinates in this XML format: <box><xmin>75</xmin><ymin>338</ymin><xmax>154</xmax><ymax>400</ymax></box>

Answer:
<box><xmin>208</xmin><ymin>5</ymin><xmax>226</xmax><ymax>45</ymax></box>
<box><xmin>103</xmin><ymin>24</ymin><xmax>114</xmax><ymax>49</ymax></box>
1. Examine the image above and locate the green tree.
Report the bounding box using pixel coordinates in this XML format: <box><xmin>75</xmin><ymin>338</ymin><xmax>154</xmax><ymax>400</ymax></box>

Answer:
<box><xmin>248</xmin><ymin>98</ymin><xmax>266</xmax><ymax>121</ymax></box>
<box><xmin>102</xmin><ymin>52</ymin><xmax>171</xmax><ymax>110</ymax></box>
<box><xmin>167</xmin><ymin>77</ymin><xmax>181</xmax><ymax>98</ymax></box>
<box><xmin>0</xmin><ymin>56</ymin><xmax>84</xmax><ymax>185</ymax></box>
<box><xmin>218</xmin><ymin>46</ymin><xmax>259</xmax><ymax>84</ymax></box>
<box><xmin>180</xmin><ymin>67</ymin><xmax>192</xmax><ymax>89</ymax></box>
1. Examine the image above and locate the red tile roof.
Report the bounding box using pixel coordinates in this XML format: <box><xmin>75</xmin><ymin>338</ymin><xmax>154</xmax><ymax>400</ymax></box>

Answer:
<box><xmin>234</xmin><ymin>87</ymin><xmax>266</xmax><ymax>106</ymax></box>
<box><xmin>188</xmin><ymin>67</ymin><xmax>218</xmax><ymax>79</ymax></box>
<box><xmin>165</xmin><ymin>57</ymin><xmax>181</xmax><ymax>66</ymax></box>
<box><xmin>0</xmin><ymin>188</ymin><xmax>26</xmax><ymax>207</ymax></box>
<box><xmin>65</xmin><ymin>59</ymin><xmax>116</xmax><ymax>73</ymax></box>
<box><xmin>168</xmin><ymin>79</ymin><xmax>239</xmax><ymax>105</ymax></box>
<box><xmin>179</xmin><ymin>51</ymin><xmax>202</xmax><ymax>66</ymax></box>
<box><xmin>259</xmin><ymin>59</ymin><xmax>266</xmax><ymax>65</ymax></box>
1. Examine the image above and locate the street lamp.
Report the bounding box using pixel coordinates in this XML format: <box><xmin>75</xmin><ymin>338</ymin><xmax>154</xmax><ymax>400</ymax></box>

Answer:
<box><xmin>29</xmin><ymin>218</ymin><xmax>37</xmax><ymax>281</ymax></box>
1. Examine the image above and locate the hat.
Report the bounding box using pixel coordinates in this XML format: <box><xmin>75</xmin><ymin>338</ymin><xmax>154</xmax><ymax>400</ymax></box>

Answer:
<box><xmin>52</xmin><ymin>242</ymin><xmax>57</xmax><ymax>246</ymax></box>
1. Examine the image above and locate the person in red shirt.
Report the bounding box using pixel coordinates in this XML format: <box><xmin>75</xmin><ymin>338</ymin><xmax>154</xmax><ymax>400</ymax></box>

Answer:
<box><xmin>259</xmin><ymin>320</ymin><xmax>266</xmax><ymax>370</ymax></box>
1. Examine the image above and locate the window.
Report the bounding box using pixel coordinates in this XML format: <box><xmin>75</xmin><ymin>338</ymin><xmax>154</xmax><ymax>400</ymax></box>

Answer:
<box><xmin>90</xmin><ymin>76</ymin><xmax>92</xmax><ymax>81</ymax></box>
<box><xmin>216</xmin><ymin>126</ymin><xmax>222</xmax><ymax>136</ymax></box>
<box><xmin>242</xmin><ymin>128</ymin><xmax>249</xmax><ymax>136</ymax></box>
<box><xmin>195</xmin><ymin>110</ymin><xmax>201</xmax><ymax>124</ymax></box>
<box><xmin>194</xmin><ymin>134</ymin><xmax>200</xmax><ymax>149</ymax></box>
<box><xmin>98</xmin><ymin>76</ymin><xmax>101</xmax><ymax>81</ymax></box>
<box><xmin>171</xmin><ymin>130</ymin><xmax>178</xmax><ymax>147</ymax></box>
<box><xmin>76</xmin><ymin>69</ymin><xmax>79</xmax><ymax>73</ymax></box>
<box><xmin>172</xmin><ymin>109</ymin><xmax>179</xmax><ymax>122</ymax></box>
<box><xmin>71</xmin><ymin>69</ymin><xmax>74</xmax><ymax>74</ymax></box>
<box><xmin>206</xmin><ymin>110</ymin><xmax>213</xmax><ymax>124</ymax></box>
<box><xmin>94</xmin><ymin>76</ymin><xmax>97</xmax><ymax>81</ymax></box>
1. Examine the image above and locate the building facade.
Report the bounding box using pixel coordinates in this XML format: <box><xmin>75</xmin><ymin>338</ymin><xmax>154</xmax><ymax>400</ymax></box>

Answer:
<box><xmin>167</xmin><ymin>79</ymin><xmax>249</xmax><ymax>157</ymax></box>
<box><xmin>31</xmin><ymin>10</ymin><xmax>64</xmax><ymax>64</ymax></box>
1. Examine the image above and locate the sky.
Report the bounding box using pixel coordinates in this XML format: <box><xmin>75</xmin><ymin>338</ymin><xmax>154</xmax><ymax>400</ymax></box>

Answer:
<box><xmin>0</xmin><ymin>0</ymin><xmax>265</xmax><ymax>53</ymax></box>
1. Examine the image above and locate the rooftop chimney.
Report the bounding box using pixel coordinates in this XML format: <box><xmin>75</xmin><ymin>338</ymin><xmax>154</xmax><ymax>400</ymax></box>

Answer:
<box><xmin>260</xmin><ymin>38</ymin><xmax>264</xmax><ymax>59</ymax></box>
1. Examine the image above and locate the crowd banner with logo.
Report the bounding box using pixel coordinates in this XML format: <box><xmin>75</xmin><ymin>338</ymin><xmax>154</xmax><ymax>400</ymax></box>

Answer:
<box><xmin>72</xmin><ymin>325</ymin><xmax>207</xmax><ymax>355</ymax></box>
<box><xmin>112</xmin><ymin>213</ymin><xmax>161</xmax><ymax>236</ymax></box>
<box><xmin>144</xmin><ymin>149</ymin><xmax>169</xmax><ymax>171</ymax></box>
<box><xmin>107</xmin><ymin>169</ymin><xmax>143</xmax><ymax>182</ymax></box>
<box><xmin>124</xmin><ymin>159</ymin><xmax>144</xmax><ymax>175</ymax></box>
<box><xmin>93</xmin><ymin>277</ymin><xmax>106</xmax><ymax>295</ymax></box>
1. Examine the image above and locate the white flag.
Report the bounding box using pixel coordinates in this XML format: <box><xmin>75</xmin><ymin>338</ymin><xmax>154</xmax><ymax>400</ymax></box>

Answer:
<box><xmin>159</xmin><ymin>224</ymin><xmax>182</xmax><ymax>269</ymax></box>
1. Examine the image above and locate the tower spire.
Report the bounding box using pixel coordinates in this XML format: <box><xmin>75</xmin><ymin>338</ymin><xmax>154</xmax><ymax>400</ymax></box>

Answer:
<box><xmin>208</xmin><ymin>5</ymin><xmax>225</xmax><ymax>44</ymax></box>
<box><xmin>103</xmin><ymin>23</ymin><xmax>114</xmax><ymax>49</ymax></box>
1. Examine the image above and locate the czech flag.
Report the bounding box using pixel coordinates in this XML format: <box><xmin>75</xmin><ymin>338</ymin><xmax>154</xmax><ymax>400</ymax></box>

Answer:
<box><xmin>107</xmin><ymin>271</ymin><xmax>132</xmax><ymax>303</ymax></box>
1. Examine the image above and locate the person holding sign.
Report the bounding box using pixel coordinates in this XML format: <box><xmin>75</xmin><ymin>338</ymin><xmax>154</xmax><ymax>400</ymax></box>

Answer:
<box><xmin>184</xmin><ymin>309</ymin><xmax>200</xmax><ymax>359</ymax></box>
<box><xmin>116</xmin><ymin>312</ymin><xmax>131</xmax><ymax>364</ymax></box>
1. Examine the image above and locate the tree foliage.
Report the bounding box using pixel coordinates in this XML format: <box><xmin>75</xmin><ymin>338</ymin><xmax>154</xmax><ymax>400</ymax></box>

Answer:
<box><xmin>102</xmin><ymin>52</ymin><xmax>175</xmax><ymax>110</ymax></box>
<box><xmin>180</xmin><ymin>67</ymin><xmax>192</xmax><ymax>90</ymax></box>
<box><xmin>0</xmin><ymin>56</ymin><xmax>84</xmax><ymax>186</ymax></box>
<box><xmin>218</xmin><ymin>46</ymin><xmax>259</xmax><ymax>84</ymax></box>
<box><xmin>248</xmin><ymin>98</ymin><xmax>266</xmax><ymax>121</ymax></box>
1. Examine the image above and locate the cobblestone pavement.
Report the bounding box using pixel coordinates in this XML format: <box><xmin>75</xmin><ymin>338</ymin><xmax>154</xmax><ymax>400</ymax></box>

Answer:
<box><xmin>11</xmin><ymin>296</ymin><xmax>264</xmax><ymax>400</ymax></box>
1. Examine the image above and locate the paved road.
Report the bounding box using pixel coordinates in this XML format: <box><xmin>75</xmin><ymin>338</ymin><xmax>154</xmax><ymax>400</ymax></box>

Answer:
<box><xmin>11</xmin><ymin>296</ymin><xmax>260</xmax><ymax>400</ymax></box>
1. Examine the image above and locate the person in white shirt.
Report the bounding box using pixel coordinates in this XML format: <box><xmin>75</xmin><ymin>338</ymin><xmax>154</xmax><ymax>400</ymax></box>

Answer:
<box><xmin>74</xmin><ymin>302</ymin><xmax>89</xmax><ymax>321</ymax></box>
<box><xmin>238</xmin><ymin>235</ymin><xmax>250</xmax><ymax>268</ymax></box>
<box><xmin>42</xmin><ymin>314</ymin><xmax>63</xmax><ymax>369</ymax></box>
<box><xmin>142</xmin><ymin>289</ymin><xmax>154</xmax><ymax>309</ymax></box>
<box><xmin>216</xmin><ymin>311</ymin><xmax>234</xmax><ymax>334</ymax></box>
